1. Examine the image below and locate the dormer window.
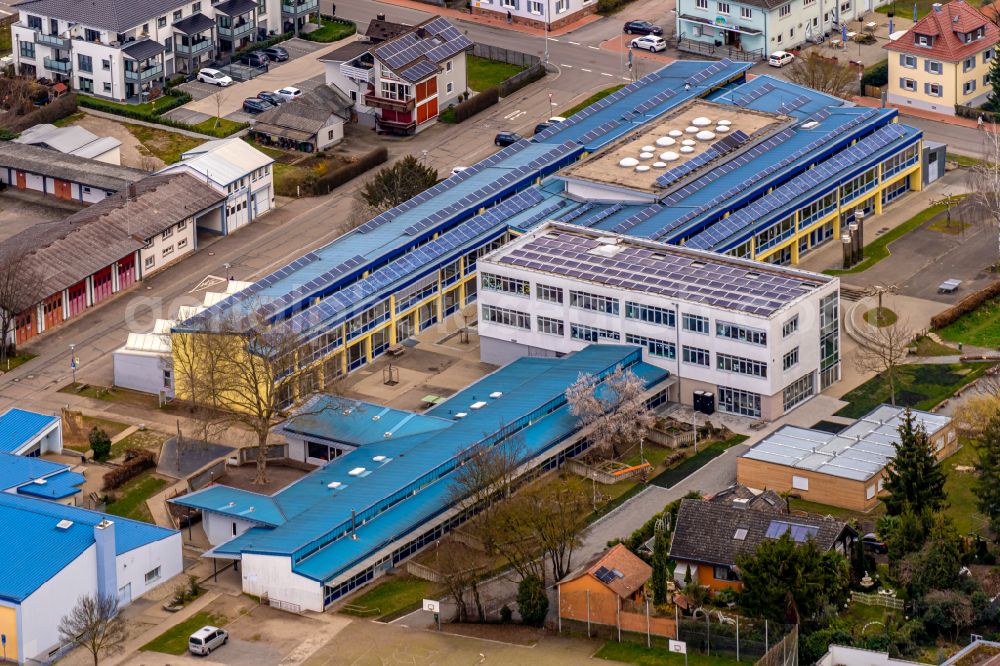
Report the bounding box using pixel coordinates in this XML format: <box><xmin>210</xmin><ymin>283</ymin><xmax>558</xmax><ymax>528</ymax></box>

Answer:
<box><xmin>916</xmin><ymin>33</ymin><xmax>932</xmax><ymax>47</ymax></box>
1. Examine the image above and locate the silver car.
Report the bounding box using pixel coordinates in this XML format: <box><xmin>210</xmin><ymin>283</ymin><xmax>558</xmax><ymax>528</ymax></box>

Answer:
<box><xmin>189</xmin><ymin>626</ymin><xmax>228</xmax><ymax>656</ymax></box>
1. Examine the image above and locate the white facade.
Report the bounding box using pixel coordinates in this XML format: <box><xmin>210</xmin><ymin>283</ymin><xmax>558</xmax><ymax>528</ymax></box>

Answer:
<box><xmin>472</xmin><ymin>0</ymin><xmax>598</xmax><ymax>29</ymax></box>
<box><xmin>140</xmin><ymin>216</ymin><xmax>197</xmax><ymax>276</ymax></box>
<box><xmin>240</xmin><ymin>553</ymin><xmax>324</xmax><ymax>612</ymax></box>
<box><xmin>477</xmin><ymin>226</ymin><xmax>840</xmax><ymax>420</ymax></box>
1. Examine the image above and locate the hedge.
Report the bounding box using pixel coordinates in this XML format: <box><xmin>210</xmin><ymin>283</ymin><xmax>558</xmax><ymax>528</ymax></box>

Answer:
<box><xmin>0</xmin><ymin>92</ymin><xmax>78</xmax><ymax>133</ymax></box>
<box><xmin>102</xmin><ymin>449</ymin><xmax>157</xmax><ymax>491</ymax></box>
<box><xmin>79</xmin><ymin>91</ymin><xmax>249</xmax><ymax>138</ymax></box>
<box><xmin>957</xmin><ymin>104</ymin><xmax>998</xmax><ymax>123</ymax></box>
<box><xmin>862</xmin><ymin>60</ymin><xmax>889</xmax><ymax>87</ymax></box>
<box><xmin>930</xmin><ymin>280</ymin><xmax>1000</xmax><ymax>329</ymax></box>
<box><xmin>454</xmin><ymin>87</ymin><xmax>499</xmax><ymax>123</ymax></box>
<box><xmin>311</xmin><ymin>146</ymin><xmax>388</xmax><ymax>194</ymax></box>
<box><xmin>301</xmin><ymin>16</ymin><xmax>357</xmax><ymax>43</ymax></box>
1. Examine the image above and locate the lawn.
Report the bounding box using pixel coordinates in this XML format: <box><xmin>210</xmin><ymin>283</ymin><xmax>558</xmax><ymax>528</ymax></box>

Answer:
<box><xmin>340</xmin><ymin>574</ymin><xmax>441</xmax><ymax>620</ymax></box>
<box><xmin>937</xmin><ymin>297</ymin><xmax>1000</xmax><ymax>348</ymax></box>
<box><xmin>59</xmin><ymin>383</ymin><xmax>162</xmax><ymax>409</ymax></box>
<box><xmin>466</xmin><ymin>55</ymin><xmax>525</xmax><ymax>93</ymax></box>
<box><xmin>105</xmin><ymin>472</ymin><xmax>168</xmax><ymax>523</ymax></box>
<box><xmin>0</xmin><ymin>24</ymin><xmax>11</xmax><ymax>55</ymax></box>
<box><xmin>303</xmin><ymin>17</ymin><xmax>356</xmax><ymax>43</ymax></box>
<box><xmin>649</xmin><ymin>435</ymin><xmax>749</xmax><ymax>489</ymax></box>
<box><xmin>621</xmin><ymin>443</ymin><xmax>677</xmax><ymax>469</ymax></box>
<box><xmin>561</xmin><ymin>84</ymin><xmax>626</xmax><ymax>117</ymax></box>
<box><xmin>947</xmin><ymin>153</ymin><xmax>993</xmax><ymax>168</ymax></box>
<box><xmin>141</xmin><ymin>611</ymin><xmax>227</xmax><ymax>654</ymax></box>
<box><xmin>64</xmin><ymin>416</ymin><xmax>132</xmax><ymax>452</ymax></box>
<box><xmin>911</xmin><ymin>335</ymin><xmax>957</xmax><ymax>357</ymax></box>
<box><xmin>0</xmin><ymin>353</ymin><xmax>36</xmax><ymax>372</ymax></box>
<box><xmin>53</xmin><ymin>112</ymin><xmax>85</xmax><ymax>127</ymax></box>
<box><xmin>834</xmin><ymin>362</ymin><xmax>995</xmax><ymax>418</ymax></box>
<box><xmin>875</xmin><ymin>0</ymin><xmax>937</xmax><ymax>19</ymax></box>
<box><xmin>789</xmin><ymin>497</ymin><xmax>883</xmax><ymax>522</ymax></box>
<box><xmin>111</xmin><ymin>429</ymin><xmax>169</xmax><ymax>459</ymax></box>
<box><xmin>189</xmin><ymin>117</ymin><xmax>246</xmax><ymax>137</ymax></box>
<box><xmin>863</xmin><ymin>307</ymin><xmax>897</xmax><ymax>327</ymax></box>
<box><xmin>596</xmin><ymin>641</ymin><xmax>739</xmax><ymax>666</ymax></box>
<box><xmin>824</xmin><ymin>199</ymin><xmax>960</xmax><ymax>276</ymax></box>
<box><xmin>126</xmin><ymin>123</ymin><xmax>203</xmax><ymax>164</ymax></box>
<box><xmin>942</xmin><ymin>444</ymin><xmax>990</xmax><ymax>535</ymax></box>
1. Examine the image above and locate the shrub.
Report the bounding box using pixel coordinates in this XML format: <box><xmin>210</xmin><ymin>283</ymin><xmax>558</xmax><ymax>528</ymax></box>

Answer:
<box><xmin>957</xmin><ymin>104</ymin><xmax>999</xmax><ymax>123</ymax></box>
<box><xmin>301</xmin><ymin>16</ymin><xmax>357</xmax><ymax>43</ymax></box>
<box><xmin>930</xmin><ymin>280</ymin><xmax>1000</xmax><ymax>329</ymax></box>
<box><xmin>0</xmin><ymin>92</ymin><xmax>78</xmax><ymax>133</ymax></box>
<box><xmin>89</xmin><ymin>427</ymin><xmax>112</xmax><ymax>462</ymax></box>
<box><xmin>0</xmin><ymin>128</ymin><xmax>17</xmax><ymax>140</ymax></box>
<box><xmin>79</xmin><ymin>91</ymin><xmax>247</xmax><ymax>138</ymax></box>
<box><xmin>500</xmin><ymin>604</ymin><xmax>513</xmax><ymax>623</ymax></box>
<box><xmin>862</xmin><ymin>60</ymin><xmax>889</xmax><ymax>88</ymax></box>
<box><xmin>516</xmin><ymin>575</ymin><xmax>548</xmax><ymax>627</ymax></box>
<box><xmin>188</xmin><ymin>575</ymin><xmax>202</xmax><ymax>599</ymax></box>
<box><xmin>311</xmin><ymin>146</ymin><xmax>388</xmax><ymax>195</ymax></box>
<box><xmin>101</xmin><ymin>448</ymin><xmax>156</xmax><ymax>490</ymax></box>
<box><xmin>453</xmin><ymin>87</ymin><xmax>499</xmax><ymax>123</ymax></box>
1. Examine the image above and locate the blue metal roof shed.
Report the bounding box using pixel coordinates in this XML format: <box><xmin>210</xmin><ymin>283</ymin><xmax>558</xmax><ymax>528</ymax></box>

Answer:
<box><xmin>0</xmin><ymin>408</ymin><xmax>60</xmax><ymax>455</ymax></box>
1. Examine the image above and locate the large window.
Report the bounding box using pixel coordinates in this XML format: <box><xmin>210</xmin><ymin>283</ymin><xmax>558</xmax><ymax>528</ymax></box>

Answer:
<box><xmin>783</xmin><ymin>315</ymin><xmax>799</xmax><ymax>337</ymax></box>
<box><xmin>626</xmin><ymin>333</ymin><xmax>676</xmax><ymax>359</ymax></box>
<box><xmin>682</xmin><ymin>313</ymin><xmax>709</xmax><ymax>334</ymax></box>
<box><xmin>798</xmin><ymin>193</ymin><xmax>836</xmax><ymax>230</ymax></box>
<box><xmin>537</xmin><ymin>316</ymin><xmax>564</xmax><ymax>336</ymax></box>
<box><xmin>840</xmin><ymin>167</ymin><xmax>877</xmax><ymax>205</ymax></box>
<box><xmin>626</xmin><ymin>302</ymin><xmax>675</xmax><ymax>327</ymax></box>
<box><xmin>571</xmin><ymin>323</ymin><xmax>620</xmax><ymax>342</ymax></box>
<box><xmin>380</xmin><ymin>80</ymin><xmax>411</xmax><ymax>101</ymax></box>
<box><xmin>755</xmin><ymin>215</ymin><xmax>795</xmax><ymax>253</ymax></box>
<box><xmin>881</xmin><ymin>144</ymin><xmax>919</xmax><ymax>179</ymax></box>
<box><xmin>570</xmin><ymin>290</ymin><xmax>619</xmax><ymax>315</ymax></box>
<box><xmin>347</xmin><ymin>299</ymin><xmax>391</xmax><ymax>340</ymax></box>
<box><xmin>717</xmin><ymin>353</ymin><xmax>768</xmax><ymax>378</ymax></box>
<box><xmin>19</xmin><ymin>41</ymin><xmax>35</xmax><ymax>59</ymax></box>
<box><xmin>783</xmin><ymin>347</ymin><xmax>799</xmax><ymax>371</ymax></box>
<box><xmin>716</xmin><ymin>321</ymin><xmax>766</xmax><ymax>346</ymax></box>
<box><xmin>819</xmin><ymin>293</ymin><xmax>839</xmax><ymax>389</ymax></box>
<box><xmin>718</xmin><ymin>386</ymin><xmax>761</xmax><ymax>417</ymax></box>
<box><xmin>783</xmin><ymin>372</ymin><xmax>815</xmax><ymax>412</ymax></box>
<box><xmin>682</xmin><ymin>345</ymin><xmax>710</xmax><ymax>367</ymax></box>
<box><xmin>396</xmin><ymin>275</ymin><xmax>438</xmax><ymax>313</ymax></box>
<box><xmin>482</xmin><ymin>304</ymin><xmax>530</xmax><ymax>330</ymax></box>
<box><xmin>78</xmin><ymin>54</ymin><xmax>93</xmax><ymax>72</ymax></box>
<box><xmin>537</xmin><ymin>283</ymin><xmax>563</xmax><ymax>303</ymax></box>
<box><xmin>481</xmin><ymin>272</ymin><xmax>529</xmax><ymax>296</ymax></box>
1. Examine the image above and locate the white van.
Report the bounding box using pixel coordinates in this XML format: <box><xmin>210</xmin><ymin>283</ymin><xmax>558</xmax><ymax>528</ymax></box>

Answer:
<box><xmin>189</xmin><ymin>626</ymin><xmax>228</xmax><ymax>656</ymax></box>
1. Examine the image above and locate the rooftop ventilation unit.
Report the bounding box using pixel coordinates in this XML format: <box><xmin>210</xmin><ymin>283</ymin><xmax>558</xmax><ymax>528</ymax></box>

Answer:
<box><xmin>56</xmin><ymin>519</ymin><xmax>73</xmax><ymax>530</ymax></box>
<box><xmin>373</xmin><ymin>455</ymin><xmax>387</xmax><ymax>462</ymax></box>
<box><xmin>455</xmin><ymin>412</ymin><xmax>468</xmax><ymax>418</ymax></box>
<box><xmin>801</xmin><ymin>121</ymin><xmax>819</xmax><ymax>129</ymax></box>
<box><xmin>470</xmin><ymin>401</ymin><xmax>487</xmax><ymax>410</ymax></box>
<box><xmin>372</xmin><ymin>415</ymin><xmax>381</xmax><ymax>421</ymax></box>
<box><xmin>489</xmin><ymin>391</ymin><xmax>503</xmax><ymax>399</ymax></box>
<box><xmin>327</xmin><ymin>481</ymin><xmax>342</xmax><ymax>489</ymax></box>
<box><xmin>349</xmin><ymin>467</ymin><xmax>367</xmax><ymax>476</ymax></box>
<box><xmin>383</xmin><ymin>432</ymin><xmax>393</xmax><ymax>438</ymax></box>
<box><xmin>33</xmin><ymin>478</ymin><xmax>47</xmax><ymax>485</ymax></box>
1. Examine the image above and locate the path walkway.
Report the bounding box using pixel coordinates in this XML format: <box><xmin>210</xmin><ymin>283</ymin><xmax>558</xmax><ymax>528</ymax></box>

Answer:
<box><xmin>368</xmin><ymin>0</ymin><xmax>601</xmax><ymax>37</ymax></box>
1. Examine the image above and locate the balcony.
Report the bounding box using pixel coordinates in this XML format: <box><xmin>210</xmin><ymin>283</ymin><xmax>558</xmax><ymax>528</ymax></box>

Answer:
<box><xmin>375</xmin><ymin>116</ymin><xmax>417</xmax><ymax>133</ymax></box>
<box><xmin>175</xmin><ymin>40</ymin><xmax>214</xmax><ymax>56</ymax></box>
<box><xmin>43</xmin><ymin>56</ymin><xmax>72</xmax><ymax>73</ymax></box>
<box><xmin>124</xmin><ymin>62</ymin><xmax>163</xmax><ymax>81</ymax></box>
<box><xmin>364</xmin><ymin>92</ymin><xmax>415</xmax><ymax>112</ymax></box>
<box><xmin>282</xmin><ymin>0</ymin><xmax>318</xmax><ymax>14</ymax></box>
<box><xmin>34</xmin><ymin>31</ymin><xmax>70</xmax><ymax>49</ymax></box>
<box><xmin>217</xmin><ymin>20</ymin><xmax>254</xmax><ymax>39</ymax></box>
<box><xmin>340</xmin><ymin>61</ymin><xmax>373</xmax><ymax>83</ymax></box>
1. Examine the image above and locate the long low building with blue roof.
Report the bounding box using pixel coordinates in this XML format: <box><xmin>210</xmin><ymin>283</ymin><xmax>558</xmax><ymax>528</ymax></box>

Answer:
<box><xmin>171</xmin><ymin>345</ymin><xmax>672</xmax><ymax>611</ymax></box>
<box><xmin>169</xmin><ymin>58</ymin><xmax>938</xmax><ymax>411</ymax></box>
<box><xmin>0</xmin><ymin>458</ymin><xmax>180</xmax><ymax>664</ymax></box>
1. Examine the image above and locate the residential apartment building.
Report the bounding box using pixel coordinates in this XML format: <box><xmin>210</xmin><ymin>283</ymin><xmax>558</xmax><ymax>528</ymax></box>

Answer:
<box><xmin>471</xmin><ymin>0</ymin><xmax>598</xmax><ymax>31</ymax></box>
<box><xmin>10</xmin><ymin>0</ymin><xmax>312</xmax><ymax>100</ymax></box>
<box><xmin>676</xmin><ymin>0</ymin><xmax>879</xmax><ymax>60</ymax></box>
<box><xmin>885</xmin><ymin>0</ymin><xmax>998</xmax><ymax>114</ymax></box>
<box><xmin>476</xmin><ymin>223</ymin><xmax>841</xmax><ymax>421</ymax></box>
<box><xmin>322</xmin><ymin>17</ymin><xmax>470</xmax><ymax>134</ymax></box>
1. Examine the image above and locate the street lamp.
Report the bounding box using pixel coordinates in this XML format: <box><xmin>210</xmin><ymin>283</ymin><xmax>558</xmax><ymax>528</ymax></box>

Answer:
<box><xmin>69</xmin><ymin>343</ymin><xmax>77</xmax><ymax>385</ymax></box>
<box><xmin>543</xmin><ymin>0</ymin><xmax>551</xmax><ymax>64</ymax></box>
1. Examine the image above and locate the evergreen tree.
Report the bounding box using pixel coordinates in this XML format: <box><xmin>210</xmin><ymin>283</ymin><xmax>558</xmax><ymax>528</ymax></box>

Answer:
<box><xmin>883</xmin><ymin>410</ymin><xmax>946</xmax><ymax>517</ymax></box>
<box><xmin>976</xmin><ymin>414</ymin><xmax>1000</xmax><ymax>535</ymax></box>
<box><xmin>989</xmin><ymin>50</ymin><xmax>1000</xmax><ymax>110</ymax></box>
<box><xmin>516</xmin><ymin>575</ymin><xmax>549</xmax><ymax>627</ymax></box>
<box><xmin>89</xmin><ymin>427</ymin><xmax>112</xmax><ymax>462</ymax></box>
<box><xmin>650</xmin><ymin>520</ymin><xmax>669</xmax><ymax>605</ymax></box>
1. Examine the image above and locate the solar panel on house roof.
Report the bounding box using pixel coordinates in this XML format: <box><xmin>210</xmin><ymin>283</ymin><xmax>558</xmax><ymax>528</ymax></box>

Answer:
<box><xmin>765</xmin><ymin>520</ymin><xmax>820</xmax><ymax>542</ymax></box>
<box><xmin>594</xmin><ymin>566</ymin><xmax>615</xmax><ymax>583</ymax></box>
<box><xmin>401</xmin><ymin>60</ymin><xmax>439</xmax><ymax>81</ymax></box>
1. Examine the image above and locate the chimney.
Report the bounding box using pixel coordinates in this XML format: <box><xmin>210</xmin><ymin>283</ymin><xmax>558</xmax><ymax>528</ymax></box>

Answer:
<box><xmin>376</xmin><ymin>12</ymin><xmax>385</xmax><ymax>20</ymax></box>
<box><xmin>127</xmin><ymin>182</ymin><xmax>137</xmax><ymax>201</ymax></box>
<box><xmin>932</xmin><ymin>2</ymin><xmax>942</xmax><ymax>10</ymax></box>
<box><xmin>94</xmin><ymin>519</ymin><xmax>119</xmax><ymax>603</ymax></box>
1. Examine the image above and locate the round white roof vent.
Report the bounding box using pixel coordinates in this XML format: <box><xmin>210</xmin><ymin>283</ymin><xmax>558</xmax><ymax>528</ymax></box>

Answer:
<box><xmin>668</xmin><ymin>129</ymin><xmax>684</xmax><ymax>137</ymax></box>
<box><xmin>718</xmin><ymin>119</ymin><xmax>732</xmax><ymax>126</ymax></box>
<box><xmin>681</xmin><ymin>139</ymin><xmax>696</xmax><ymax>147</ymax></box>
<box><xmin>696</xmin><ymin>130</ymin><xmax>716</xmax><ymax>140</ymax></box>
<box><xmin>661</xmin><ymin>151</ymin><xmax>679</xmax><ymax>161</ymax></box>
<box><xmin>692</xmin><ymin>117</ymin><xmax>712</xmax><ymax>126</ymax></box>
<box><xmin>715</xmin><ymin>125</ymin><xmax>730</xmax><ymax>133</ymax></box>
<box><xmin>641</xmin><ymin>145</ymin><xmax>655</xmax><ymax>152</ymax></box>
<box><xmin>652</xmin><ymin>161</ymin><xmax>667</xmax><ymax>168</ymax></box>
<box><xmin>680</xmin><ymin>146</ymin><xmax>695</xmax><ymax>154</ymax></box>
<box><xmin>639</xmin><ymin>151</ymin><xmax>654</xmax><ymax>160</ymax></box>
<box><xmin>655</xmin><ymin>136</ymin><xmax>675</xmax><ymax>147</ymax></box>
<box><xmin>685</xmin><ymin>126</ymin><xmax>699</xmax><ymax>133</ymax></box>
<box><xmin>619</xmin><ymin>157</ymin><xmax>639</xmax><ymax>167</ymax></box>
<box><xmin>635</xmin><ymin>165</ymin><xmax>651</xmax><ymax>172</ymax></box>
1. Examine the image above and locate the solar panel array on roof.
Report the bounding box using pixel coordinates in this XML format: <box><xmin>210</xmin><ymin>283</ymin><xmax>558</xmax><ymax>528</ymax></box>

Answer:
<box><xmin>765</xmin><ymin>520</ymin><xmax>820</xmax><ymax>542</ymax></box>
<box><xmin>574</xmin><ymin>203</ymin><xmax>626</xmax><ymax>228</ymax></box>
<box><xmin>401</xmin><ymin>59</ymin><xmax>439</xmax><ymax>81</ymax></box>
<box><xmin>734</xmin><ymin>82</ymin><xmax>776</xmax><ymax>107</ymax></box>
<box><xmin>609</xmin><ymin>204</ymin><xmax>664</xmax><ymax>234</ymax></box>
<box><xmin>514</xmin><ymin>199</ymin><xmax>569</xmax><ymax>230</ymax></box>
<box><xmin>685</xmin><ymin>123</ymin><xmax>909</xmax><ymax>250</ymax></box>
<box><xmin>262</xmin><ymin>255</ymin><xmax>368</xmax><ymax>315</ymax></box>
<box><xmin>373</xmin><ymin>17</ymin><xmax>472</xmax><ymax>82</ymax></box>
<box><xmin>496</xmin><ymin>228</ymin><xmax>826</xmax><ymax>316</ymax></box>
<box><xmin>685</xmin><ymin>59</ymin><xmax>733</xmax><ymax>86</ymax></box>
<box><xmin>776</xmin><ymin>94</ymin><xmax>812</xmax><ymax>115</ymax></box>
<box><xmin>594</xmin><ymin>566</ymin><xmax>616</xmax><ymax>583</ymax></box>
<box><xmin>557</xmin><ymin>202</ymin><xmax>595</xmax><ymax>223</ymax></box>
<box><xmin>654</xmin><ymin>147</ymin><xmax>723</xmax><ymax>188</ymax></box>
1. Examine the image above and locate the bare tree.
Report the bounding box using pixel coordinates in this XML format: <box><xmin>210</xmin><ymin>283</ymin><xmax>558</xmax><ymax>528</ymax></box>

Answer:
<box><xmin>953</xmin><ymin>392</ymin><xmax>1000</xmax><ymax>439</ymax></box>
<box><xmin>970</xmin><ymin>127</ymin><xmax>1000</xmax><ymax>268</ymax></box>
<box><xmin>855</xmin><ymin>317</ymin><xmax>913</xmax><ymax>406</ymax></box>
<box><xmin>58</xmin><ymin>594</ymin><xmax>128</xmax><ymax>666</ymax></box>
<box><xmin>212</xmin><ymin>89</ymin><xmax>229</xmax><ymax>129</ymax></box>
<box><xmin>448</xmin><ymin>436</ymin><xmax>526</xmax><ymax>511</ymax></box>
<box><xmin>785</xmin><ymin>52</ymin><xmax>859</xmax><ymax>100</ymax></box>
<box><xmin>436</xmin><ymin>540</ymin><xmax>493</xmax><ymax>623</ymax></box>
<box><xmin>565</xmin><ymin>366</ymin><xmax>656</xmax><ymax>459</ymax></box>
<box><xmin>529</xmin><ymin>475</ymin><xmax>591</xmax><ymax>581</ymax></box>
<box><xmin>171</xmin><ymin>302</ymin><xmax>336</xmax><ymax>485</ymax></box>
<box><xmin>0</xmin><ymin>240</ymin><xmax>46</xmax><ymax>365</ymax></box>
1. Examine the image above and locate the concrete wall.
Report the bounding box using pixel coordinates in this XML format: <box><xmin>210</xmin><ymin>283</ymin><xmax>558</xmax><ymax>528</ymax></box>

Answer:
<box><xmin>203</xmin><ymin>512</ymin><xmax>258</xmax><ymax>546</ymax></box>
<box><xmin>115</xmin><ymin>531</ymin><xmax>183</xmax><ymax>604</ymax></box>
<box><xmin>240</xmin><ymin>552</ymin><xmax>324</xmax><ymax>612</ymax></box>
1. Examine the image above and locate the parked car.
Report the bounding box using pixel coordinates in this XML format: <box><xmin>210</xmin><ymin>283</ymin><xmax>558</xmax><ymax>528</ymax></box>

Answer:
<box><xmin>242</xmin><ymin>97</ymin><xmax>275</xmax><ymax>114</ymax></box>
<box><xmin>239</xmin><ymin>51</ymin><xmax>270</xmax><ymax>68</ymax></box>
<box><xmin>534</xmin><ymin>116</ymin><xmax>567</xmax><ymax>135</ymax></box>
<box><xmin>768</xmin><ymin>50</ymin><xmax>795</xmax><ymax>67</ymax></box>
<box><xmin>861</xmin><ymin>533</ymin><xmax>888</xmax><ymax>554</ymax></box>
<box><xmin>189</xmin><ymin>626</ymin><xmax>228</xmax><ymax>656</ymax></box>
<box><xmin>257</xmin><ymin>90</ymin><xmax>285</xmax><ymax>105</ymax></box>
<box><xmin>260</xmin><ymin>46</ymin><xmax>290</xmax><ymax>61</ymax></box>
<box><xmin>630</xmin><ymin>35</ymin><xmax>667</xmax><ymax>52</ymax></box>
<box><xmin>494</xmin><ymin>131</ymin><xmax>522</xmax><ymax>147</ymax></box>
<box><xmin>623</xmin><ymin>20</ymin><xmax>663</xmax><ymax>36</ymax></box>
<box><xmin>197</xmin><ymin>68</ymin><xmax>233</xmax><ymax>86</ymax></box>
<box><xmin>275</xmin><ymin>86</ymin><xmax>302</xmax><ymax>101</ymax></box>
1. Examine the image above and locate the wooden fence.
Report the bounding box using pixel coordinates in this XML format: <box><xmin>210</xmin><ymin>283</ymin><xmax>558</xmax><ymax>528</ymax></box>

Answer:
<box><xmin>754</xmin><ymin>625</ymin><xmax>797</xmax><ymax>666</ymax></box>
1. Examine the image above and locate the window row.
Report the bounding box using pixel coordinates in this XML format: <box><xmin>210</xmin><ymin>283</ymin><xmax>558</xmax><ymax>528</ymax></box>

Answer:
<box><xmin>626</xmin><ymin>301</ymin><xmax>676</xmax><ymax>327</ymax></box>
<box><xmin>717</xmin><ymin>352</ymin><xmax>768</xmax><ymax>378</ymax></box>
<box><xmin>783</xmin><ymin>372</ymin><xmax>815</xmax><ymax>412</ymax></box>
<box><xmin>625</xmin><ymin>333</ymin><xmax>676</xmax><ymax>359</ymax></box>
<box><xmin>570</xmin><ymin>290</ymin><xmax>620</xmax><ymax>315</ymax></box>
<box><xmin>482</xmin><ymin>304</ymin><xmax>530</xmax><ymax>330</ymax></box>
<box><xmin>716</xmin><ymin>321</ymin><xmax>766</xmax><ymax>346</ymax></box>
<box><xmin>481</xmin><ymin>272</ymin><xmax>529</xmax><ymax>296</ymax></box>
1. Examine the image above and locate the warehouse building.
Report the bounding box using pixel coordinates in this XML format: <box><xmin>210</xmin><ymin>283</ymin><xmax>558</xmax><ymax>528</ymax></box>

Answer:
<box><xmin>737</xmin><ymin>405</ymin><xmax>955</xmax><ymax>510</ymax></box>
<box><xmin>477</xmin><ymin>223</ymin><xmax>839</xmax><ymax>420</ymax></box>
<box><xmin>0</xmin><ymin>474</ymin><xmax>180</xmax><ymax>664</ymax></box>
<box><xmin>171</xmin><ymin>345</ymin><xmax>671</xmax><ymax>611</ymax></box>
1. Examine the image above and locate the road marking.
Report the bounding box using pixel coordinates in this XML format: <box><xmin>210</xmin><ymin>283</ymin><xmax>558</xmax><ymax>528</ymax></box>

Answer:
<box><xmin>600</xmin><ymin>72</ymin><xmax>613</xmax><ymax>77</ymax></box>
<box><xmin>588</xmin><ymin>45</ymin><xmax>601</xmax><ymax>50</ymax></box>
<box><xmin>568</xmin><ymin>40</ymin><xmax>580</xmax><ymax>45</ymax></box>
<box><xmin>504</xmin><ymin>109</ymin><xmax>527</xmax><ymax>120</ymax></box>
<box><xmin>561</xmin><ymin>63</ymin><xmax>573</xmax><ymax>68</ymax></box>
<box><xmin>547</xmin><ymin>37</ymin><xmax>560</xmax><ymax>41</ymax></box>
<box><xmin>621</xmin><ymin>76</ymin><xmax>631</xmax><ymax>80</ymax></box>
<box><xmin>581</xmin><ymin>68</ymin><xmax>592</xmax><ymax>72</ymax></box>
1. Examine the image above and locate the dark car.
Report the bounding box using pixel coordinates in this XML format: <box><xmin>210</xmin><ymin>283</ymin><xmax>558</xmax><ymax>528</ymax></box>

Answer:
<box><xmin>534</xmin><ymin>122</ymin><xmax>553</xmax><ymax>136</ymax></box>
<box><xmin>257</xmin><ymin>90</ymin><xmax>285</xmax><ymax>106</ymax></box>
<box><xmin>623</xmin><ymin>20</ymin><xmax>663</xmax><ymax>35</ymax></box>
<box><xmin>494</xmin><ymin>131</ymin><xmax>522</xmax><ymax>147</ymax></box>
<box><xmin>242</xmin><ymin>97</ymin><xmax>275</xmax><ymax>114</ymax></box>
<box><xmin>260</xmin><ymin>46</ymin><xmax>290</xmax><ymax>61</ymax></box>
<box><xmin>239</xmin><ymin>51</ymin><xmax>270</xmax><ymax>68</ymax></box>
<box><xmin>861</xmin><ymin>533</ymin><xmax>888</xmax><ymax>555</ymax></box>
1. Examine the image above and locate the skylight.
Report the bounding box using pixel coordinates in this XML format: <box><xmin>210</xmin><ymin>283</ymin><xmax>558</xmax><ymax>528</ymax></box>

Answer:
<box><xmin>734</xmin><ymin>528</ymin><xmax>748</xmax><ymax>540</ymax></box>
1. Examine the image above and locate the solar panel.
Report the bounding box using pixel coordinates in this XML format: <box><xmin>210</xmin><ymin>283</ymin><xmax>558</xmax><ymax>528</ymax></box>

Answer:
<box><xmin>557</xmin><ymin>202</ymin><xmax>596</xmax><ymax>223</ymax></box>
<box><xmin>776</xmin><ymin>94</ymin><xmax>812</xmax><ymax>116</ymax></box>
<box><xmin>734</xmin><ymin>82</ymin><xmax>776</xmax><ymax>108</ymax></box>
<box><xmin>574</xmin><ymin>203</ymin><xmax>626</xmax><ymax>228</ymax></box>
<box><xmin>400</xmin><ymin>59</ymin><xmax>439</xmax><ymax>81</ymax></box>
<box><xmin>610</xmin><ymin>204</ymin><xmax>664</xmax><ymax>234</ymax></box>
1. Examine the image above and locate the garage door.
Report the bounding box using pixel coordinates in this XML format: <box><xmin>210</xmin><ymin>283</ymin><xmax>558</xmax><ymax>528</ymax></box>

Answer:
<box><xmin>254</xmin><ymin>188</ymin><xmax>270</xmax><ymax>216</ymax></box>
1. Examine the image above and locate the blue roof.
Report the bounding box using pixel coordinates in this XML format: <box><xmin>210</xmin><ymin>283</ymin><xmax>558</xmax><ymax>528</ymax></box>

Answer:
<box><xmin>278</xmin><ymin>396</ymin><xmax>453</xmax><ymax>447</ymax></box>
<box><xmin>0</xmin><ymin>453</ymin><xmax>70</xmax><ymax>490</ymax></box>
<box><xmin>0</xmin><ymin>408</ymin><xmax>59</xmax><ymax>454</ymax></box>
<box><xmin>16</xmin><ymin>470</ymin><xmax>86</xmax><ymax>500</ymax></box>
<box><xmin>175</xmin><ymin>345</ymin><xmax>670</xmax><ymax>583</ymax></box>
<box><xmin>0</xmin><ymin>492</ymin><xmax>176</xmax><ymax>602</ymax></box>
